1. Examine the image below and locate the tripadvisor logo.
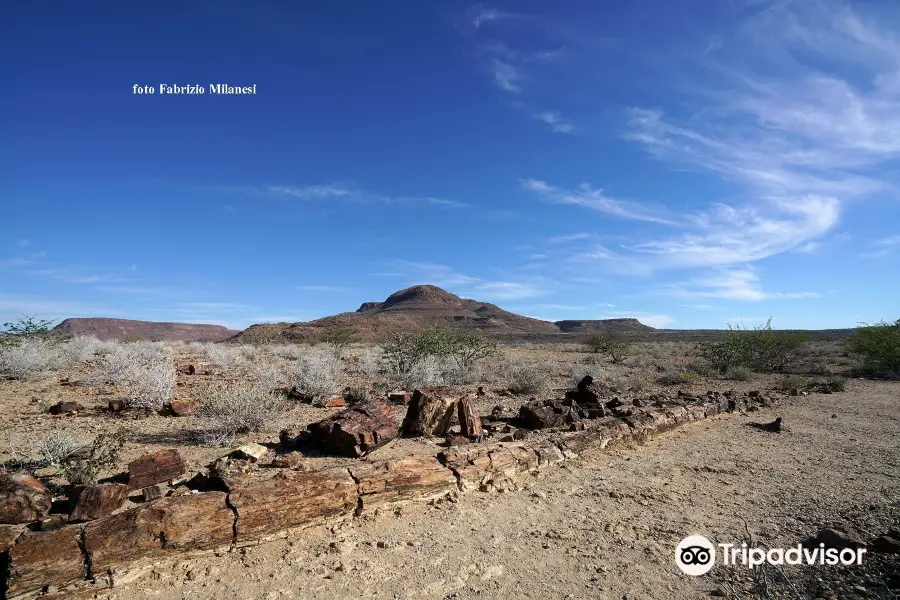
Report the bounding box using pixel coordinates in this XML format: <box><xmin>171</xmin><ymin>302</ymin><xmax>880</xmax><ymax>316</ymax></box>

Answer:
<box><xmin>675</xmin><ymin>535</ymin><xmax>867</xmax><ymax>576</ymax></box>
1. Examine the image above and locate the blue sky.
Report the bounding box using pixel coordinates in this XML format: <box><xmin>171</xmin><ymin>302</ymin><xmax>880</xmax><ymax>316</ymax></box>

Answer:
<box><xmin>2</xmin><ymin>0</ymin><xmax>899</xmax><ymax>330</ymax></box>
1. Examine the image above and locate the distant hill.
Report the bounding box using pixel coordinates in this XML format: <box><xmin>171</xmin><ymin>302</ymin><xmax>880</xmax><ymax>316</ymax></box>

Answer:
<box><xmin>234</xmin><ymin>284</ymin><xmax>656</xmax><ymax>343</ymax></box>
<box><xmin>54</xmin><ymin>318</ymin><xmax>239</xmax><ymax>342</ymax></box>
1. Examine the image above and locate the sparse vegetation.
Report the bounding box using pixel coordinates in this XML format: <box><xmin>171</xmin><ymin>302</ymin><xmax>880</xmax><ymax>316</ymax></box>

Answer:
<box><xmin>847</xmin><ymin>319</ymin><xmax>900</xmax><ymax>377</ymax></box>
<box><xmin>58</xmin><ymin>431</ymin><xmax>126</xmax><ymax>486</ymax></box>
<box><xmin>698</xmin><ymin>318</ymin><xmax>806</xmax><ymax>373</ymax></box>
<box><xmin>585</xmin><ymin>335</ymin><xmax>631</xmax><ymax>364</ymax></box>
<box><xmin>200</xmin><ymin>381</ymin><xmax>288</xmax><ymax>445</ymax></box>
<box><xmin>1</xmin><ymin>314</ymin><xmax>57</xmax><ymax>339</ymax></box>
<box><xmin>319</xmin><ymin>326</ymin><xmax>358</xmax><ymax>357</ymax></box>
<box><xmin>656</xmin><ymin>369</ymin><xmax>700</xmax><ymax>386</ymax></box>
<box><xmin>776</xmin><ymin>374</ymin><xmax>808</xmax><ymax>391</ymax></box>
<box><xmin>0</xmin><ymin>337</ymin><xmax>71</xmax><ymax>380</ymax></box>
<box><xmin>724</xmin><ymin>365</ymin><xmax>752</xmax><ymax>381</ymax></box>
<box><xmin>37</xmin><ymin>429</ymin><xmax>87</xmax><ymax>468</ymax></box>
<box><xmin>290</xmin><ymin>347</ymin><xmax>341</xmax><ymax>401</ymax></box>
<box><xmin>504</xmin><ymin>358</ymin><xmax>550</xmax><ymax>395</ymax></box>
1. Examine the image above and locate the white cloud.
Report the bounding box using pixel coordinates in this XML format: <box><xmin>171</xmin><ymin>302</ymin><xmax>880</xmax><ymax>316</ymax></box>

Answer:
<box><xmin>548</xmin><ymin>232</ymin><xmax>595</xmax><ymax>244</ymax></box>
<box><xmin>796</xmin><ymin>241</ymin><xmax>822</xmax><ymax>254</ymax></box>
<box><xmin>266</xmin><ymin>184</ymin><xmax>355</xmax><ymax>199</ymax></box>
<box><xmin>859</xmin><ymin>234</ymin><xmax>900</xmax><ymax>258</ymax></box>
<box><xmin>382</xmin><ymin>260</ymin><xmax>551</xmax><ymax>301</ymax></box>
<box><xmin>660</xmin><ymin>266</ymin><xmax>822</xmax><ymax>302</ymax></box>
<box><xmin>490</xmin><ymin>59</ymin><xmax>522</xmax><ymax>93</ymax></box>
<box><xmin>522</xmin><ymin>179</ymin><xmax>677</xmax><ymax>225</ymax></box>
<box><xmin>533</xmin><ymin>111</ymin><xmax>574</xmax><ymax>133</ymax></box>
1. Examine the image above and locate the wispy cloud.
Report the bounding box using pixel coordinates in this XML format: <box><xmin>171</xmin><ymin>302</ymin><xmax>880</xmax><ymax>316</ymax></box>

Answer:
<box><xmin>522</xmin><ymin>179</ymin><xmax>677</xmax><ymax>225</ymax></box>
<box><xmin>266</xmin><ymin>184</ymin><xmax>356</xmax><ymax>199</ymax></box>
<box><xmin>859</xmin><ymin>234</ymin><xmax>900</xmax><ymax>258</ymax></box>
<box><xmin>548</xmin><ymin>232</ymin><xmax>596</xmax><ymax>244</ymax></box>
<box><xmin>660</xmin><ymin>266</ymin><xmax>822</xmax><ymax>302</ymax></box>
<box><xmin>533</xmin><ymin>110</ymin><xmax>574</xmax><ymax>133</ymax></box>
<box><xmin>197</xmin><ymin>182</ymin><xmax>468</xmax><ymax>208</ymax></box>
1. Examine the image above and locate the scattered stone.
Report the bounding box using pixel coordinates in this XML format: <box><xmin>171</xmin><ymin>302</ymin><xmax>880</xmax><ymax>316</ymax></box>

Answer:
<box><xmin>168</xmin><ymin>397</ymin><xmax>202</xmax><ymax>416</ymax></box>
<box><xmin>518</xmin><ymin>398</ymin><xmax>580</xmax><ymax>430</ymax></box>
<box><xmin>0</xmin><ymin>473</ymin><xmax>52</xmax><ymax>524</ymax></box>
<box><xmin>48</xmin><ymin>401</ymin><xmax>85</xmax><ymax>415</ymax></box>
<box><xmin>604</xmin><ymin>398</ymin><xmax>624</xmax><ymax>410</ymax></box>
<box><xmin>323</xmin><ymin>394</ymin><xmax>346</xmax><ymax>408</ymax></box>
<box><xmin>38</xmin><ymin>515</ymin><xmax>68</xmax><ymax>531</ymax></box>
<box><xmin>748</xmin><ymin>417</ymin><xmax>782</xmax><ymax>433</ymax></box>
<box><xmin>33</xmin><ymin>466</ymin><xmax>59</xmax><ymax>478</ymax></box>
<box><xmin>0</xmin><ymin>524</ymin><xmax>25</xmax><ymax>551</ymax></box>
<box><xmin>387</xmin><ymin>391</ymin><xmax>410</xmax><ymax>405</ymax></box>
<box><xmin>632</xmin><ymin>398</ymin><xmax>645</xmax><ymax>407</ymax></box>
<box><xmin>70</xmin><ymin>483</ymin><xmax>130</xmax><ymax>522</ymax></box>
<box><xmin>790</xmin><ymin>388</ymin><xmax>800</xmax><ymax>396</ymax></box>
<box><xmin>179</xmin><ymin>364</ymin><xmax>196</xmax><ymax>375</ymax></box>
<box><xmin>308</xmin><ymin>400</ymin><xmax>402</xmax><ymax>457</ymax></box>
<box><xmin>748</xmin><ymin>390</ymin><xmax>761</xmax><ymax>398</ymax></box>
<box><xmin>207</xmin><ymin>457</ymin><xmax>256</xmax><ymax>491</ymax></box>
<box><xmin>445</xmin><ymin>434</ymin><xmax>470</xmax><ymax>447</ymax></box>
<box><xmin>270</xmin><ymin>452</ymin><xmax>305</xmax><ymax>469</ymax></box>
<box><xmin>279</xmin><ymin>425</ymin><xmax>304</xmax><ymax>448</ymax></box>
<box><xmin>401</xmin><ymin>388</ymin><xmax>459</xmax><ymax>437</ymax></box>
<box><xmin>142</xmin><ymin>484</ymin><xmax>164</xmax><ymax>502</ymax></box>
<box><xmin>127</xmin><ymin>449</ymin><xmax>187</xmax><ymax>490</ymax></box>
<box><xmin>231</xmin><ymin>443</ymin><xmax>270</xmax><ymax>462</ymax></box>
<box><xmin>108</xmin><ymin>399</ymin><xmax>127</xmax><ymax>413</ymax></box>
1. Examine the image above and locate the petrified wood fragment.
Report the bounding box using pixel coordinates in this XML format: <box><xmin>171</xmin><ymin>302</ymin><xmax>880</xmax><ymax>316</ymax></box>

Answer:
<box><xmin>307</xmin><ymin>400</ymin><xmax>402</xmax><ymax>457</ymax></box>
<box><xmin>127</xmin><ymin>449</ymin><xmax>186</xmax><ymax>490</ymax></box>
<box><xmin>401</xmin><ymin>388</ymin><xmax>459</xmax><ymax>437</ymax></box>
<box><xmin>349</xmin><ymin>455</ymin><xmax>457</xmax><ymax>514</ymax></box>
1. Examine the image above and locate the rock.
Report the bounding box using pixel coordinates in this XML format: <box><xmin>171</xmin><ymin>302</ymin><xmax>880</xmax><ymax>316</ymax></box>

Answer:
<box><xmin>84</xmin><ymin>492</ymin><xmax>234</xmax><ymax>577</ymax></box>
<box><xmin>108</xmin><ymin>398</ymin><xmax>127</xmax><ymax>413</ymax></box>
<box><xmin>127</xmin><ymin>449</ymin><xmax>187</xmax><ymax>490</ymax></box>
<box><xmin>632</xmin><ymin>398</ymin><xmax>645</xmax><ymax>407</ymax></box>
<box><xmin>401</xmin><ymin>388</ymin><xmax>459</xmax><ymax>437</ymax></box>
<box><xmin>349</xmin><ymin>455</ymin><xmax>458</xmax><ymax>515</ymax></box>
<box><xmin>271</xmin><ymin>452</ymin><xmax>305</xmax><ymax>469</ymax></box>
<box><xmin>231</xmin><ymin>443</ymin><xmax>270</xmax><ymax>462</ymax></box>
<box><xmin>790</xmin><ymin>388</ymin><xmax>800</xmax><ymax>396</ymax></box>
<box><xmin>142</xmin><ymin>484</ymin><xmax>164</xmax><ymax>502</ymax></box>
<box><xmin>207</xmin><ymin>457</ymin><xmax>255</xmax><ymax>491</ymax></box>
<box><xmin>307</xmin><ymin>400</ymin><xmax>402</xmax><ymax>457</ymax></box>
<box><xmin>279</xmin><ymin>425</ymin><xmax>304</xmax><ymax>448</ymax></box>
<box><xmin>457</xmin><ymin>397</ymin><xmax>484</xmax><ymax>439</ymax></box>
<box><xmin>871</xmin><ymin>534</ymin><xmax>900</xmax><ymax>554</ymax></box>
<box><xmin>807</xmin><ymin>527</ymin><xmax>865</xmax><ymax>550</ymax></box>
<box><xmin>168</xmin><ymin>397</ymin><xmax>202</xmax><ymax>416</ymax></box>
<box><xmin>34</xmin><ymin>466</ymin><xmax>59</xmax><ymax>478</ymax></box>
<box><xmin>518</xmin><ymin>398</ymin><xmax>580</xmax><ymax>430</ymax></box>
<box><xmin>179</xmin><ymin>364</ymin><xmax>196</xmax><ymax>375</ymax></box>
<box><xmin>0</xmin><ymin>523</ymin><xmax>24</xmax><ymax>551</ymax></box>
<box><xmin>445</xmin><ymin>434</ymin><xmax>470</xmax><ymax>447</ymax></box>
<box><xmin>387</xmin><ymin>390</ymin><xmax>410</xmax><ymax>405</ymax></box>
<box><xmin>70</xmin><ymin>483</ymin><xmax>130</xmax><ymax>522</ymax></box>
<box><xmin>228</xmin><ymin>468</ymin><xmax>357</xmax><ymax>544</ymax></box>
<box><xmin>748</xmin><ymin>390</ymin><xmax>761</xmax><ymax>398</ymax></box>
<box><xmin>39</xmin><ymin>515</ymin><xmax>69</xmax><ymax>531</ymax></box>
<box><xmin>323</xmin><ymin>394</ymin><xmax>346</xmax><ymax>408</ymax></box>
<box><xmin>604</xmin><ymin>398</ymin><xmax>624</xmax><ymax>410</ymax></box>
<box><xmin>0</xmin><ymin>473</ymin><xmax>52</xmax><ymax>524</ymax></box>
<box><xmin>48</xmin><ymin>401</ymin><xmax>85</xmax><ymax>415</ymax></box>
<box><xmin>7</xmin><ymin>526</ymin><xmax>86</xmax><ymax>596</ymax></box>
<box><xmin>748</xmin><ymin>417</ymin><xmax>782</xmax><ymax>433</ymax></box>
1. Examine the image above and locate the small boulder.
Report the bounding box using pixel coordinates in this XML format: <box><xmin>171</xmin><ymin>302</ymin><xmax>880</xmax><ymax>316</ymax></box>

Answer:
<box><xmin>127</xmin><ymin>449</ymin><xmax>186</xmax><ymax>490</ymax></box>
<box><xmin>141</xmin><ymin>484</ymin><xmax>164</xmax><ymax>502</ymax></box>
<box><xmin>168</xmin><ymin>397</ymin><xmax>201</xmax><ymax>416</ymax></box>
<box><xmin>518</xmin><ymin>398</ymin><xmax>580</xmax><ymax>430</ymax></box>
<box><xmin>0</xmin><ymin>473</ymin><xmax>52</xmax><ymax>524</ymax></box>
<box><xmin>107</xmin><ymin>399</ymin><xmax>127</xmax><ymax>413</ymax></box>
<box><xmin>871</xmin><ymin>534</ymin><xmax>900</xmax><ymax>554</ymax></box>
<box><xmin>230</xmin><ymin>443</ymin><xmax>269</xmax><ymax>463</ymax></box>
<box><xmin>807</xmin><ymin>527</ymin><xmax>865</xmax><ymax>550</ymax></box>
<box><xmin>387</xmin><ymin>391</ymin><xmax>410</xmax><ymax>405</ymax></box>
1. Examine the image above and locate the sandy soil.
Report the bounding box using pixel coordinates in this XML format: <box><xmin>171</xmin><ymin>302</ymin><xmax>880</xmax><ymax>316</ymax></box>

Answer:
<box><xmin>85</xmin><ymin>379</ymin><xmax>900</xmax><ymax>600</ymax></box>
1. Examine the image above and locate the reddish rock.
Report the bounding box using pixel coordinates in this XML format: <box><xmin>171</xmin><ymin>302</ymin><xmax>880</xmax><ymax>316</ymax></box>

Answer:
<box><xmin>457</xmin><ymin>397</ymin><xmax>484</xmax><ymax>439</ymax></box>
<box><xmin>307</xmin><ymin>400</ymin><xmax>402</xmax><ymax>457</ymax></box>
<box><xmin>0</xmin><ymin>472</ymin><xmax>52</xmax><ymax>524</ymax></box>
<box><xmin>84</xmin><ymin>492</ymin><xmax>234</xmax><ymax>577</ymax></box>
<box><xmin>69</xmin><ymin>483</ymin><xmax>130</xmax><ymax>522</ymax></box>
<box><xmin>168</xmin><ymin>397</ymin><xmax>201</xmax><ymax>416</ymax></box>
<box><xmin>127</xmin><ymin>449</ymin><xmax>186</xmax><ymax>490</ymax></box>
<box><xmin>229</xmin><ymin>468</ymin><xmax>357</xmax><ymax>544</ymax></box>
<box><xmin>401</xmin><ymin>388</ymin><xmax>459</xmax><ymax>437</ymax></box>
<box><xmin>349</xmin><ymin>456</ymin><xmax>457</xmax><ymax>514</ymax></box>
<box><xmin>324</xmin><ymin>395</ymin><xmax>346</xmax><ymax>408</ymax></box>
<box><xmin>518</xmin><ymin>398</ymin><xmax>580</xmax><ymax>430</ymax></box>
<box><xmin>108</xmin><ymin>398</ymin><xmax>127</xmax><ymax>413</ymax></box>
<box><xmin>141</xmin><ymin>484</ymin><xmax>164</xmax><ymax>502</ymax></box>
<box><xmin>7</xmin><ymin>526</ymin><xmax>86</xmax><ymax>597</ymax></box>
<box><xmin>387</xmin><ymin>390</ymin><xmax>410</xmax><ymax>404</ymax></box>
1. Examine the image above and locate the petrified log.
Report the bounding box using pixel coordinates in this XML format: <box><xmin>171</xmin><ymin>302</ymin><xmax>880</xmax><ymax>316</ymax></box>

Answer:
<box><xmin>307</xmin><ymin>400</ymin><xmax>402</xmax><ymax>457</ymax></box>
<box><xmin>0</xmin><ymin>473</ymin><xmax>52</xmax><ymax>524</ymax></box>
<box><xmin>228</xmin><ymin>467</ymin><xmax>357</xmax><ymax>544</ymax></box>
<box><xmin>457</xmin><ymin>397</ymin><xmax>483</xmax><ymax>439</ymax></box>
<box><xmin>349</xmin><ymin>455</ymin><xmax>457</xmax><ymax>514</ymax></box>
<box><xmin>7</xmin><ymin>526</ymin><xmax>85</xmax><ymax>597</ymax></box>
<box><xmin>84</xmin><ymin>492</ymin><xmax>234</xmax><ymax>577</ymax></box>
<box><xmin>167</xmin><ymin>397</ymin><xmax>201</xmax><ymax>416</ymax></box>
<box><xmin>127</xmin><ymin>449</ymin><xmax>186</xmax><ymax>490</ymax></box>
<box><xmin>401</xmin><ymin>388</ymin><xmax>459</xmax><ymax>437</ymax></box>
<box><xmin>0</xmin><ymin>523</ymin><xmax>24</xmax><ymax>552</ymax></box>
<box><xmin>518</xmin><ymin>398</ymin><xmax>580</xmax><ymax>430</ymax></box>
<box><xmin>69</xmin><ymin>483</ymin><xmax>130</xmax><ymax>522</ymax></box>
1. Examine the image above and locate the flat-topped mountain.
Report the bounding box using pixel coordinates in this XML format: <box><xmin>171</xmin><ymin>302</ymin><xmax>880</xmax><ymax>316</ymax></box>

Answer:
<box><xmin>54</xmin><ymin>318</ymin><xmax>239</xmax><ymax>342</ymax></box>
<box><xmin>236</xmin><ymin>284</ymin><xmax>655</xmax><ymax>343</ymax></box>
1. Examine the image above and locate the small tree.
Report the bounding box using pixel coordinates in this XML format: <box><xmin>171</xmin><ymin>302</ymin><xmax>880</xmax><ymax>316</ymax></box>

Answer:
<box><xmin>319</xmin><ymin>326</ymin><xmax>357</xmax><ymax>356</ymax></box>
<box><xmin>453</xmin><ymin>334</ymin><xmax>500</xmax><ymax>368</ymax></box>
<box><xmin>2</xmin><ymin>314</ymin><xmax>57</xmax><ymax>337</ymax></box>
<box><xmin>848</xmin><ymin>319</ymin><xmax>900</xmax><ymax>376</ymax></box>
<box><xmin>586</xmin><ymin>335</ymin><xmax>631</xmax><ymax>364</ymax></box>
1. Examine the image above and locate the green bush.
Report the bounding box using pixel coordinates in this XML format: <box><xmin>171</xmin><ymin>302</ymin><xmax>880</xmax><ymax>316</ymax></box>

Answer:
<box><xmin>698</xmin><ymin>318</ymin><xmax>806</xmax><ymax>373</ymax></box>
<box><xmin>655</xmin><ymin>369</ymin><xmax>700</xmax><ymax>386</ymax></box>
<box><xmin>319</xmin><ymin>326</ymin><xmax>357</xmax><ymax>356</ymax></box>
<box><xmin>380</xmin><ymin>327</ymin><xmax>499</xmax><ymax>382</ymax></box>
<box><xmin>59</xmin><ymin>431</ymin><xmax>126</xmax><ymax>486</ymax></box>
<box><xmin>847</xmin><ymin>319</ymin><xmax>900</xmax><ymax>377</ymax></box>
<box><xmin>724</xmin><ymin>365</ymin><xmax>752</xmax><ymax>381</ymax></box>
<box><xmin>585</xmin><ymin>335</ymin><xmax>631</xmax><ymax>364</ymax></box>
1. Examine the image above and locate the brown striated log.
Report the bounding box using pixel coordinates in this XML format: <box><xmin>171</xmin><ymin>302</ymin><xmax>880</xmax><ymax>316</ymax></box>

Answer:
<box><xmin>529</xmin><ymin>440</ymin><xmax>566</xmax><ymax>468</ymax></box>
<box><xmin>70</xmin><ymin>483</ymin><xmax>130</xmax><ymax>522</ymax></box>
<box><xmin>229</xmin><ymin>467</ymin><xmax>357</xmax><ymax>545</ymax></box>
<box><xmin>307</xmin><ymin>400</ymin><xmax>401</xmax><ymax>457</ymax></box>
<box><xmin>84</xmin><ymin>492</ymin><xmax>233</xmax><ymax>578</ymax></box>
<box><xmin>401</xmin><ymin>388</ymin><xmax>459</xmax><ymax>437</ymax></box>
<box><xmin>127</xmin><ymin>449</ymin><xmax>186</xmax><ymax>490</ymax></box>
<box><xmin>167</xmin><ymin>397</ymin><xmax>202</xmax><ymax>416</ymax></box>
<box><xmin>6</xmin><ymin>526</ymin><xmax>86</xmax><ymax>597</ymax></box>
<box><xmin>0</xmin><ymin>473</ymin><xmax>52</xmax><ymax>524</ymax></box>
<box><xmin>645</xmin><ymin>409</ymin><xmax>677</xmax><ymax>432</ymax></box>
<box><xmin>439</xmin><ymin>442</ymin><xmax>539</xmax><ymax>492</ymax></box>
<box><xmin>349</xmin><ymin>456</ymin><xmax>457</xmax><ymax>514</ymax></box>
<box><xmin>623</xmin><ymin>412</ymin><xmax>658</xmax><ymax>435</ymax></box>
<box><xmin>555</xmin><ymin>428</ymin><xmax>609</xmax><ymax>457</ymax></box>
<box><xmin>457</xmin><ymin>397</ymin><xmax>483</xmax><ymax>439</ymax></box>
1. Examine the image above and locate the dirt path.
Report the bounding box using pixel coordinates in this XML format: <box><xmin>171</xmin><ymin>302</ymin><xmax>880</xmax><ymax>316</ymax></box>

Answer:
<box><xmin>105</xmin><ymin>381</ymin><xmax>900</xmax><ymax>600</ymax></box>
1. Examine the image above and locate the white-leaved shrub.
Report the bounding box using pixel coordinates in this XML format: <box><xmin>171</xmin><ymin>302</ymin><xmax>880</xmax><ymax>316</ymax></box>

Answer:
<box><xmin>290</xmin><ymin>347</ymin><xmax>341</xmax><ymax>401</ymax></box>
<box><xmin>199</xmin><ymin>381</ymin><xmax>287</xmax><ymax>445</ymax></box>
<box><xmin>0</xmin><ymin>338</ymin><xmax>71</xmax><ymax>380</ymax></box>
<box><xmin>37</xmin><ymin>429</ymin><xmax>87</xmax><ymax>467</ymax></box>
<box><xmin>122</xmin><ymin>360</ymin><xmax>176</xmax><ymax>410</ymax></box>
<box><xmin>503</xmin><ymin>358</ymin><xmax>550</xmax><ymax>396</ymax></box>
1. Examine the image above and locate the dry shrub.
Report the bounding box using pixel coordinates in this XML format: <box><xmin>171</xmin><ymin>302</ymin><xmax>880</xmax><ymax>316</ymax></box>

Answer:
<box><xmin>290</xmin><ymin>347</ymin><xmax>341</xmax><ymax>402</ymax></box>
<box><xmin>200</xmin><ymin>381</ymin><xmax>288</xmax><ymax>445</ymax></box>
<box><xmin>503</xmin><ymin>358</ymin><xmax>550</xmax><ymax>395</ymax></box>
<box><xmin>0</xmin><ymin>338</ymin><xmax>72</xmax><ymax>380</ymax></box>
